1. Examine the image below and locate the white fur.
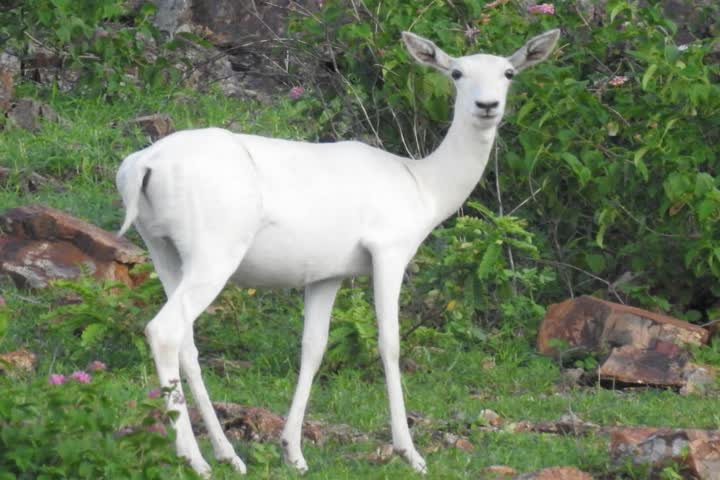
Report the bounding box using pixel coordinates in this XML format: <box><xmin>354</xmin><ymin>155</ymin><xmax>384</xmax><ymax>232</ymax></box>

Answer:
<box><xmin>116</xmin><ymin>29</ymin><xmax>559</xmax><ymax>476</ymax></box>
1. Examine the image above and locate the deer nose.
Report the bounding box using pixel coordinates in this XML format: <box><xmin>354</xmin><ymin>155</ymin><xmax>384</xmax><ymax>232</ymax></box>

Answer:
<box><xmin>475</xmin><ymin>100</ymin><xmax>499</xmax><ymax>110</ymax></box>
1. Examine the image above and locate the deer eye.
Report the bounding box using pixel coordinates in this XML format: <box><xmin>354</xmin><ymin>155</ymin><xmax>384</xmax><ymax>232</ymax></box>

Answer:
<box><xmin>451</xmin><ymin>69</ymin><xmax>463</xmax><ymax>80</ymax></box>
<box><xmin>504</xmin><ymin>69</ymin><xmax>515</xmax><ymax>80</ymax></box>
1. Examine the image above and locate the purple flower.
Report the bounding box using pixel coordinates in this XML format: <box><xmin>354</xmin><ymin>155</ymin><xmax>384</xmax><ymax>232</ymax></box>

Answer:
<box><xmin>49</xmin><ymin>374</ymin><xmax>66</xmax><ymax>385</ymax></box>
<box><xmin>289</xmin><ymin>86</ymin><xmax>305</xmax><ymax>100</ymax></box>
<box><xmin>70</xmin><ymin>370</ymin><xmax>92</xmax><ymax>383</ymax></box>
<box><xmin>87</xmin><ymin>360</ymin><xmax>107</xmax><ymax>371</ymax></box>
<box><xmin>148</xmin><ymin>388</ymin><xmax>162</xmax><ymax>399</ymax></box>
<box><xmin>528</xmin><ymin>3</ymin><xmax>555</xmax><ymax>15</ymax></box>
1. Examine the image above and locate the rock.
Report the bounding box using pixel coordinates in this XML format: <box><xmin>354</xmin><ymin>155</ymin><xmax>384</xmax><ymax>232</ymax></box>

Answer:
<box><xmin>598</xmin><ymin>344</ymin><xmax>687</xmax><ymax>387</ymax></box>
<box><xmin>513</xmin><ymin>466</ymin><xmax>593</xmax><ymax>480</ymax></box>
<box><xmin>479</xmin><ymin>408</ymin><xmax>503</xmax><ymax>427</ymax></box>
<box><xmin>482</xmin><ymin>465</ymin><xmax>518</xmax><ymax>477</ymax></box>
<box><xmin>610</xmin><ymin>427</ymin><xmax>720</xmax><ymax>479</ymax></box>
<box><xmin>0</xmin><ymin>348</ymin><xmax>37</xmax><ymax>376</ymax></box>
<box><xmin>511</xmin><ymin>413</ymin><xmax>599</xmax><ymax>436</ymax></box>
<box><xmin>0</xmin><ymin>51</ymin><xmax>20</xmax><ymax>112</ymax></box>
<box><xmin>0</xmin><ymin>204</ymin><xmax>146</xmax><ymax>288</ymax></box>
<box><xmin>538</xmin><ymin>296</ymin><xmax>709</xmax><ymax>357</ymax></box>
<box><xmin>680</xmin><ymin>363</ymin><xmax>717</xmax><ymax>396</ymax></box>
<box><xmin>6</xmin><ymin>98</ymin><xmax>59</xmax><ymax>132</ymax></box>
<box><xmin>454</xmin><ymin>437</ymin><xmax>474</xmax><ymax>451</ymax></box>
<box><xmin>133</xmin><ymin>113</ymin><xmax>174</xmax><ymax>141</ymax></box>
<box><xmin>597</xmin><ymin>344</ymin><xmax>717</xmax><ymax>389</ymax></box>
<box><xmin>188</xmin><ymin>401</ymin><xmax>368</xmax><ymax>445</ymax></box>
<box><xmin>367</xmin><ymin>443</ymin><xmax>394</xmax><ymax>464</ymax></box>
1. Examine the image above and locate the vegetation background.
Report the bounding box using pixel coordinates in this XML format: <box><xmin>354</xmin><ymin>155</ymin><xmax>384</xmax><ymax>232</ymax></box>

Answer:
<box><xmin>1</xmin><ymin>0</ymin><xmax>719</xmax><ymax>478</ymax></box>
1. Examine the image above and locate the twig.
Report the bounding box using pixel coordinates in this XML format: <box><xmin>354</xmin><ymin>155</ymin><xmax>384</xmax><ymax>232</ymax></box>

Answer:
<box><xmin>493</xmin><ymin>143</ymin><xmax>518</xmax><ymax>295</ymax></box>
<box><xmin>530</xmin><ymin>257</ymin><xmax>624</xmax><ymax>304</ymax></box>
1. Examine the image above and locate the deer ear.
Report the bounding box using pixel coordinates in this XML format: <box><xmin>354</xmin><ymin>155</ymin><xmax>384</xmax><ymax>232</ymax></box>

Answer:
<box><xmin>508</xmin><ymin>29</ymin><xmax>560</xmax><ymax>72</ymax></box>
<box><xmin>402</xmin><ymin>31</ymin><xmax>453</xmax><ymax>73</ymax></box>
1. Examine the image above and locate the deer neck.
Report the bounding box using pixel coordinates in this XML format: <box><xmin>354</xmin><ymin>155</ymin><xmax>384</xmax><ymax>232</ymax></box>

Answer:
<box><xmin>411</xmin><ymin>119</ymin><xmax>497</xmax><ymax>225</ymax></box>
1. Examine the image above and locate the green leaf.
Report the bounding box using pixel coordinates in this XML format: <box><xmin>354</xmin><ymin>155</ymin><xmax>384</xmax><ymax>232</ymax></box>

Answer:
<box><xmin>477</xmin><ymin>241</ymin><xmax>502</xmax><ymax>280</ymax></box>
<box><xmin>585</xmin><ymin>253</ymin><xmax>607</xmax><ymax>274</ymax></box>
<box><xmin>81</xmin><ymin>323</ymin><xmax>107</xmax><ymax>347</ymax></box>
<box><xmin>633</xmin><ymin>147</ymin><xmax>649</xmax><ymax>182</ymax></box>
<box><xmin>610</xmin><ymin>1</ymin><xmax>630</xmax><ymax>23</ymax></box>
<box><xmin>642</xmin><ymin>64</ymin><xmax>658</xmax><ymax>90</ymax></box>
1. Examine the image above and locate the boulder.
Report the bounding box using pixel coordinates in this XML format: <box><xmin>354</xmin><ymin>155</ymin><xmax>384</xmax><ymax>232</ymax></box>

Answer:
<box><xmin>610</xmin><ymin>427</ymin><xmax>720</xmax><ymax>479</ymax></box>
<box><xmin>0</xmin><ymin>205</ymin><xmax>146</xmax><ymax>288</ymax></box>
<box><xmin>538</xmin><ymin>296</ymin><xmax>709</xmax><ymax>357</ymax></box>
<box><xmin>597</xmin><ymin>344</ymin><xmax>687</xmax><ymax>387</ymax></box>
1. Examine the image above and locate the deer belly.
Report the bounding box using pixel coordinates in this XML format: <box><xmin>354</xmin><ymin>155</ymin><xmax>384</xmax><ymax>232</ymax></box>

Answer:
<box><xmin>231</xmin><ymin>229</ymin><xmax>372</xmax><ymax>288</ymax></box>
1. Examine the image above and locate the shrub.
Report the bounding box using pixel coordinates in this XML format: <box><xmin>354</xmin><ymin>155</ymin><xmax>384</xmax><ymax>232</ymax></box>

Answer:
<box><xmin>0</xmin><ymin>371</ymin><xmax>191</xmax><ymax>479</ymax></box>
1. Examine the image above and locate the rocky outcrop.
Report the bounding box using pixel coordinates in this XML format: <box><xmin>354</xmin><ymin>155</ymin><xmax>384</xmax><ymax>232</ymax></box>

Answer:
<box><xmin>0</xmin><ymin>205</ymin><xmax>146</xmax><ymax>288</ymax></box>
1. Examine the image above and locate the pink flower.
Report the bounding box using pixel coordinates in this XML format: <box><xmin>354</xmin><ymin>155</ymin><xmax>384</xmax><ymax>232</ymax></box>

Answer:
<box><xmin>148</xmin><ymin>388</ymin><xmax>162</xmax><ymax>399</ymax></box>
<box><xmin>608</xmin><ymin>75</ymin><xmax>629</xmax><ymax>86</ymax></box>
<box><xmin>289</xmin><ymin>86</ymin><xmax>305</xmax><ymax>100</ymax></box>
<box><xmin>528</xmin><ymin>3</ymin><xmax>555</xmax><ymax>15</ymax></box>
<box><xmin>87</xmin><ymin>360</ymin><xmax>107</xmax><ymax>371</ymax></box>
<box><xmin>0</xmin><ymin>295</ymin><xmax>5</xmax><ymax>307</ymax></box>
<box><xmin>49</xmin><ymin>374</ymin><xmax>66</xmax><ymax>385</ymax></box>
<box><xmin>147</xmin><ymin>423</ymin><xmax>167</xmax><ymax>436</ymax></box>
<box><xmin>70</xmin><ymin>370</ymin><xmax>92</xmax><ymax>383</ymax></box>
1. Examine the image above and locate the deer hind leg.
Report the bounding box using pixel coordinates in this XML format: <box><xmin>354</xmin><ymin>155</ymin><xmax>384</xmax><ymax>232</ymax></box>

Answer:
<box><xmin>281</xmin><ymin>278</ymin><xmax>342</xmax><ymax>473</ymax></box>
<box><xmin>143</xmin><ymin>239</ymin><xmax>249</xmax><ymax>477</ymax></box>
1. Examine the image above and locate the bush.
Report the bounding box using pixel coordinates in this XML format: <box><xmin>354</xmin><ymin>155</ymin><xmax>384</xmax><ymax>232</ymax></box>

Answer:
<box><xmin>0</xmin><ymin>371</ymin><xmax>191</xmax><ymax>479</ymax></box>
<box><xmin>291</xmin><ymin>0</ymin><xmax>720</xmax><ymax>318</ymax></box>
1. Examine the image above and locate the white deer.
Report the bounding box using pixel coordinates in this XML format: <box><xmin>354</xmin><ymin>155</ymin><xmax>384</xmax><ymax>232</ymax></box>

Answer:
<box><xmin>116</xmin><ymin>29</ymin><xmax>560</xmax><ymax>476</ymax></box>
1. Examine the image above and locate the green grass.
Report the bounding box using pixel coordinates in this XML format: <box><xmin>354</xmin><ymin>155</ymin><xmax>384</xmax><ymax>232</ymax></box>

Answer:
<box><xmin>1</xmin><ymin>87</ymin><xmax>717</xmax><ymax>480</ymax></box>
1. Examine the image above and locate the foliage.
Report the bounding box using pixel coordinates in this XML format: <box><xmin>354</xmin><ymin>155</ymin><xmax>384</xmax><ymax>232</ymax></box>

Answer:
<box><xmin>39</xmin><ymin>266</ymin><xmax>164</xmax><ymax>367</ymax></box>
<box><xmin>292</xmin><ymin>0</ymin><xmax>720</xmax><ymax>318</ymax></box>
<box><xmin>412</xmin><ymin>202</ymin><xmax>554</xmax><ymax>345</ymax></box>
<box><xmin>0</xmin><ymin>0</ymin><xmax>175</xmax><ymax>96</ymax></box>
<box><xmin>326</xmin><ymin>287</ymin><xmax>378</xmax><ymax>369</ymax></box>
<box><xmin>0</xmin><ymin>372</ymin><xmax>191</xmax><ymax>480</ymax></box>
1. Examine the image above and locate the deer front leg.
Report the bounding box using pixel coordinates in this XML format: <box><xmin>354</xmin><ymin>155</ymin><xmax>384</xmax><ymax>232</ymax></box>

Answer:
<box><xmin>372</xmin><ymin>252</ymin><xmax>427</xmax><ymax>474</ymax></box>
<box><xmin>281</xmin><ymin>278</ymin><xmax>342</xmax><ymax>473</ymax></box>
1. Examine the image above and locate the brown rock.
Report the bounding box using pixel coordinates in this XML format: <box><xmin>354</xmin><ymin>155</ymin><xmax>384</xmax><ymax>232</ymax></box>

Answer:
<box><xmin>538</xmin><ymin>296</ymin><xmax>709</xmax><ymax>357</ymax></box>
<box><xmin>189</xmin><ymin>401</ymin><xmax>367</xmax><ymax>445</ymax></box>
<box><xmin>0</xmin><ymin>348</ymin><xmax>37</xmax><ymax>375</ymax></box>
<box><xmin>454</xmin><ymin>437</ymin><xmax>474</xmax><ymax>451</ymax></box>
<box><xmin>482</xmin><ymin>465</ymin><xmax>518</xmax><ymax>477</ymax></box>
<box><xmin>133</xmin><ymin>113</ymin><xmax>174</xmax><ymax>141</ymax></box>
<box><xmin>513</xmin><ymin>466</ymin><xmax>593</xmax><ymax>480</ymax></box>
<box><xmin>598</xmin><ymin>345</ymin><xmax>687</xmax><ymax>387</ymax></box>
<box><xmin>479</xmin><ymin>408</ymin><xmax>503</xmax><ymax>427</ymax></box>
<box><xmin>610</xmin><ymin>426</ymin><xmax>720</xmax><ymax>479</ymax></box>
<box><xmin>687</xmin><ymin>430</ymin><xmax>720</xmax><ymax>480</ymax></box>
<box><xmin>0</xmin><ymin>204</ymin><xmax>146</xmax><ymax>288</ymax></box>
